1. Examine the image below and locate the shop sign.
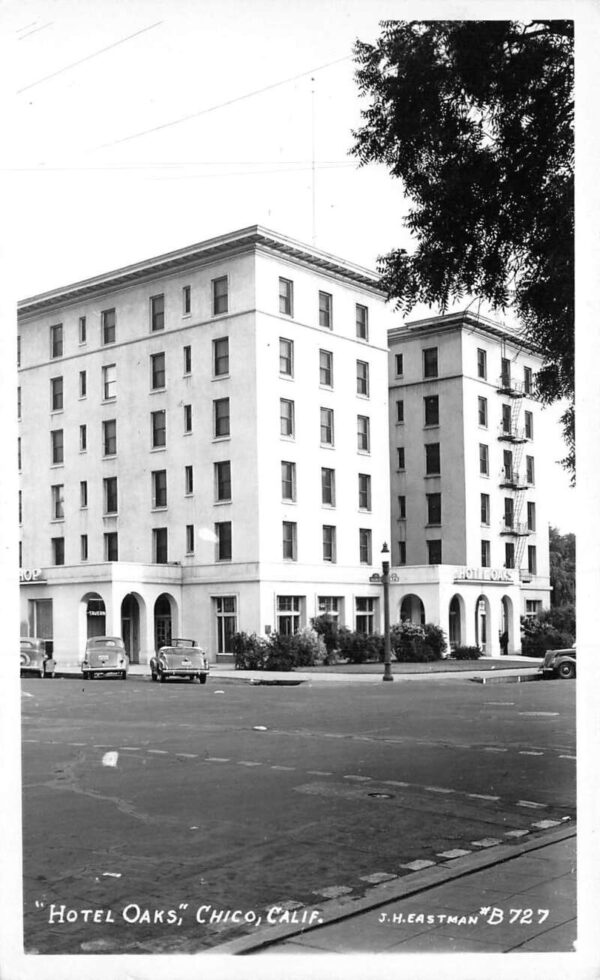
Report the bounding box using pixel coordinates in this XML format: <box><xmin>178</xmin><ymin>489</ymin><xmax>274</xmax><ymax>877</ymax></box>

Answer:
<box><xmin>455</xmin><ymin>567</ymin><xmax>513</xmax><ymax>584</ymax></box>
<box><xmin>19</xmin><ymin>568</ymin><xmax>45</xmax><ymax>583</ymax></box>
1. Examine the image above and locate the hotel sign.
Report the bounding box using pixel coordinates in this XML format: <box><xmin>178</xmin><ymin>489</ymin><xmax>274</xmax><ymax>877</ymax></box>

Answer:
<box><xmin>455</xmin><ymin>567</ymin><xmax>514</xmax><ymax>584</ymax></box>
<box><xmin>19</xmin><ymin>568</ymin><xmax>45</xmax><ymax>583</ymax></box>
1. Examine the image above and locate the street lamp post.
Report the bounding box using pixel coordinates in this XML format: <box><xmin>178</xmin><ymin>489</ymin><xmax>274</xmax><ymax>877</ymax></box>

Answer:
<box><xmin>381</xmin><ymin>542</ymin><xmax>393</xmax><ymax>682</ymax></box>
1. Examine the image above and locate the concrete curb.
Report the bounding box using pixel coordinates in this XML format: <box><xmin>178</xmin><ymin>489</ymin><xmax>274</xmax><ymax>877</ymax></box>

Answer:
<box><xmin>210</xmin><ymin>824</ymin><xmax>576</xmax><ymax>955</ymax></box>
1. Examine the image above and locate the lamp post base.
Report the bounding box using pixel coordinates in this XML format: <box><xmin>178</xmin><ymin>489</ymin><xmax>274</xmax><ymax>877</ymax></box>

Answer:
<box><xmin>382</xmin><ymin>669</ymin><xmax>394</xmax><ymax>682</ymax></box>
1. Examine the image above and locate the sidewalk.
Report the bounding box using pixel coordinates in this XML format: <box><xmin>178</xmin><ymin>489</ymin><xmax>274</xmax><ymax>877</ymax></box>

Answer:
<box><xmin>217</xmin><ymin>827</ymin><xmax>576</xmax><ymax>955</ymax></box>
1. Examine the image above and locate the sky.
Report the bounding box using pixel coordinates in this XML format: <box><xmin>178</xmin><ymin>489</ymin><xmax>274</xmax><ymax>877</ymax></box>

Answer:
<box><xmin>1</xmin><ymin>0</ymin><xmax>584</xmax><ymax>532</ymax></box>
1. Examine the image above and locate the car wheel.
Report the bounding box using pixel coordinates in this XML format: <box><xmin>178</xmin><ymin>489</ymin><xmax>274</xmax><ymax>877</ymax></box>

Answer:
<box><xmin>558</xmin><ymin>661</ymin><xmax>575</xmax><ymax>679</ymax></box>
<box><xmin>151</xmin><ymin>670</ymin><xmax>157</xmax><ymax>682</ymax></box>
<box><xmin>122</xmin><ymin>671</ymin><xmax>127</xmax><ymax>681</ymax></box>
<box><xmin>160</xmin><ymin>671</ymin><xmax>167</xmax><ymax>683</ymax></box>
<box><xmin>200</xmin><ymin>674</ymin><xmax>207</xmax><ymax>685</ymax></box>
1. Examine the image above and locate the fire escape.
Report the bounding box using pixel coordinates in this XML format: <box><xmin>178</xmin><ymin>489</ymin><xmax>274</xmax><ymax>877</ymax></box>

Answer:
<box><xmin>496</xmin><ymin>356</ymin><xmax>531</xmax><ymax>580</ymax></box>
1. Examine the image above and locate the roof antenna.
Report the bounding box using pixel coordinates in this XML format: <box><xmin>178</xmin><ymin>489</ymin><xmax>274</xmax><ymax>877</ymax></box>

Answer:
<box><xmin>311</xmin><ymin>76</ymin><xmax>316</xmax><ymax>245</ymax></box>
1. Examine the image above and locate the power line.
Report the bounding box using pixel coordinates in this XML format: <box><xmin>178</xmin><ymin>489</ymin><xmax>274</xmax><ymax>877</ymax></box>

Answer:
<box><xmin>17</xmin><ymin>22</ymin><xmax>163</xmax><ymax>93</ymax></box>
<box><xmin>18</xmin><ymin>22</ymin><xmax>53</xmax><ymax>41</ymax></box>
<box><xmin>95</xmin><ymin>55</ymin><xmax>351</xmax><ymax>150</ymax></box>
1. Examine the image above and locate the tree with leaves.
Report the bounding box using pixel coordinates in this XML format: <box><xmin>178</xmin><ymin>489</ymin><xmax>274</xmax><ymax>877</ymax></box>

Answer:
<box><xmin>352</xmin><ymin>20</ymin><xmax>574</xmax><ymax>475</ymax></box>
<box><xmin>548</xmin><ymin>525</ymin><xmax>576</xmax><ymax>607</ymax></box>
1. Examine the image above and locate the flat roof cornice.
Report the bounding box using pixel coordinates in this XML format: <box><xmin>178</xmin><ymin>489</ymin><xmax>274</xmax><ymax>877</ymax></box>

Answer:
<box><xmin>388</xmin><ymin>309</ymin><xmax>538</xmax><ymax>353</ymax></box>
<box><xmin>18</xmin><ymin>226</ymin><xmax>385</xmax><ymax>317</ymax></box>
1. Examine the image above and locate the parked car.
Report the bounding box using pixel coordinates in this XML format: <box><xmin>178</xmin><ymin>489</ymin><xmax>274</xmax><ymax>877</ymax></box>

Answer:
<box><xmin>540</xmin><ymin>645</ymin><xmax>576</xmax><ymax>680</ymax></box>
<box><xmin>150</xmin><ymin>638</ymin><xmax>209</xmax><ymax>684</ymax></box>
<box><xmin>82</xmin><ymin>636</ymin><xmax>128</xmax><ymax>680</ymax></box>
<box><xmin>20</xmin><ymin>637</ymin><xmax>55</xmax><ymax>679</ymax></box>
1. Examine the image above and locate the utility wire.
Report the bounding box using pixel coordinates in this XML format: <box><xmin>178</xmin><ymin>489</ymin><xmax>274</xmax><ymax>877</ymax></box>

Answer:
<box><xmin>18</xmin><ymin>22</ymin><xmax>52</xmax><ymax>41</ymax></box>
<box><xmin>95</xmin><ymin>55</ymin><xmax>350</xmax><ymax>150</ymax></box>
<box><xmin>17</xmin><ymin>21</ymin><xmax>163</xmax><ymax>93</ymax></box>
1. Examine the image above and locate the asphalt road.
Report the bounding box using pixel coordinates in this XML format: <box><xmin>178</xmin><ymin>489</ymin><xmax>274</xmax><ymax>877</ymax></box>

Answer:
<box><xmin>21</xmin><ymin>674</ymin><xmax>575</xmax><ymax>954</ymax></box>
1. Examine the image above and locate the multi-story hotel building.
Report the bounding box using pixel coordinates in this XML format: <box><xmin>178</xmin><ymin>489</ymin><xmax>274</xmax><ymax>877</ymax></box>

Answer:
<box><xmin>387</xmin><ymin>311</ymin><xmax>551</xmax><ymax>656</ymax></box>
<box><xmin>17</xmin><ymin>226</ymin><xmax>394</xmax><ymax>665</ymax></box>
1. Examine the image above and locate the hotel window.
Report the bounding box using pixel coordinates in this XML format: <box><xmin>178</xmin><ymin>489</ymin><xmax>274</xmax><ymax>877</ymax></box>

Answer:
<box><xmin>322</xmin><ymin>525</ymin><xmax>336</xmax><ymax>562</ymax></box>
<box><xmin>321</xmin><ymin>467</ymin><xmax>335</xmax><ymax>506</ymax></box>
<box><xmin>481</xmin><ymin>539</ymin><xmax>491</xmax><ymax>567</ymax></box>
<box><xmin>526</xmin><ymin>455</ymin><xmax>535</xmax><ymax>485</ymax></box>
<box><xmin>359</xmin><ymin>528</ymin><xmax>372</xmax><ymax>565</ymax></box>
<box><xmin>186</xmin><ymin>524</ymin><xmax>195</xmax><ymax>554</ymax></box>
<box><xmin>398</xmin><ymin>541</ymin><xmax>406</xmax><ymax>565</ymax></box>
<box><xmin>104</xmin><ymin>476</ymin><xmax>118</xmax><ymax>514</ymax></box>
<box><xmin>480</xmin><ymin>492</ymin><xmax>490</xmax><ymax>525</ymax></box>
<box><xmin>79</xmin><ymin>371</ymin><xmax>87</xmax><ymax>398</ymax></box>
<box><xmin>183</xmin><ymin>285</ymin><xmax>191</xmax><ymax>315</ymax></box>
<box><xmin>81</xmin><ymin>535</ymin><xmax>88</xmax><ymax>562</ymax></box>
<box><xmin>357</xmin><ymin>415</ymin><xmax>370</xmax><ymax>452</ymax></box>
<box><xmin>280</xmin><ymin>398</ymin><xmax>295</xmax><ymax>437</ymax></box>
<box><xmin>80</xmin><ymin>481</ymin><xmax>88</xmax><ymax>508</ymax></box>
<box><xmin>103</xmin><ymin>419</ymin><xmax>117</xmax><ymax>456</ymax></box>
<box><xmin>524</xmin><ymin>366</ymin><xmax>534</xmax><ymax>394</ymax></box>
<box><xmin>395</xmin><ymin>353</ymin><xmax>404</xmax><ymax>376</ymax></box>
<box><xmin>424</xmin><ymin>395</ymin><xmax>439</xmax><ymax>426</ymax></box>
<box><xmin>17</xmin><ymin>335</ymin><xmax>21</xmax><ymax>367</ymax></box>
<box><xmin>50</xmin><ymin>323</ymin><xmax>63</xmax><ymax>358</ymax></box>
<box><xmin>215</xmin><ymin>460</ymin><xmax>231</xmax><ymax>501</ymax></box>
<box><xmin>503</xmin><ymin>449</ymin><xmax>513</xmax><ymax>482</ymax></box>
<box><xmin>79</xmin><ymin>316</ymin><xmax>87</xmax><ymax>344</ymax></box>
<box><xmin>319</xmin><ymin>349</ymin><xmax>333</xmax><ymax>387</ymax></box>
<box><xmin>51</xmin><ymin>484</ymin><xmax>64</xmax><ymax>520</ymax></box>
<box><xmin>398</xmin><ymin>495</ymin><xmax>406</xmax><ymax>519</ymax></box>
<box><xmin>214</xmin><ymin>398</ymin><xmax>230</xmax><ymax>438</ymax></box>
<box><xmin>277</xmin><ymin>595</ymin><xmax>302</xmax><ymax>634</ymax></box>
<box><xmin>397</xmin><ymin>447</ymin><xmax>405</xmax><ymax>470</ymax></box>
<box><xmin>396</xmin><ymin>400</ymin><xmax>404</xmax><ymax>423</ymax></box>
<box><xmin>279</xmin><ymin>337</ymin><xmax>294</xmax><ymax>376</ymax></box>
<box><xmin>104</xmin><ymin>532</ymin><xmax>118</xmax><ymax>562</ymax></box>
<box><xmin>501</xmin><ymin>403</ymin><xmax>511</xmax><ymax>433</ymax></box>
<box><xmin>153</xmin><ymin>527</ymin><xmax>168</xmax><ymax>563</ymax></box>
<box><xmin>152</xmin><ymin>470</ymin><xmax>167</xmax><ymax>508</ymax></box>
<box><xmin>183</xmin><ymin>404</ymin><xmax>192</xmax><ymax>433</ymax></box>
<box><xmin>79</xmin><ymin>424</ymin><xmax>87</xmax><ymax>452</ymax></box>
<box><xmin>101</xmin><ymin>308</ymin><xmax>116</xmax><ymax>345</ymax></box>
<box><xmin>319</xmin><ymin>290</ymin><xmax>332</xmax><ymax>328</ymax></box>
<box><xmin>477</xmin><ymin>348</ymin><xmax>487</xmax><ymax>379</ymax></box>
<box><xmin>355</xmin><ymin>597</ymin><xmax>375</xmax><ymax>634</ymax></box>
<box><xmin>426</xmin><ymin>442</ymin><xmax>440</xmax><ymax>475</ymax></box>
<box><xmin>216</xmin><ymin>596</ymin><xmax>237</xmax><ymax>653</ymax></box>
<box><xmin>526</xmin><ymin>600</ymin><xmax>542</xmax><ymax>616</ymax></box>
<box><xmin>151</xmin><ymin>352</ymin><xmax>166</xmax><ymax>389</ymax></box>
<box><xmin>358</xmin><ymin>473</ymin><xmax>371</xmax><ymax>511</ymax></box>
<box><xmin>51</xmin><ymin>429</ymin><xmax>63</xmax><ymax>464</ymax></box>
<box><xmin>478</xmin><ymin>396</ymin><xmax>488</xmax><ymax>427</ymax></box>
<box><xmin>318</xmin><ymin>596</ymin><xmax>341</xmax><ymax>622</ymax></box>
<box><xmin>17</xmin><ymin>387</ymin><xmax>21</xmax><ymax>420</ymax></box>
<box><xmin>356</xmin><ymin>304</ymin><xmax>368</xmax><ymax>340</ymax></box>
<box><xmin>356</xmin><ymin>360</ymin><xmax>369</xmax><ymax>396</ymax></box>
<box><xmin>215</xmin><ymin>522</ymin><xmax>232</xmax><ymax>561</ymax></box>
<box><xmin>282</xmin><ymin>521</ymin><xmax>297</xmax><ymax>561</ymax></box>
<box><xmin>479</xmin><ymin>443</ymin><xmax>489</xmax><ymax>476</ymax></box>
<box><xmin>320</xmin><ymin>407</ymin><xmax>334</xmax><ymax>446</ymax></box>
<box><xmin>427</xmin><ymin>492</ymin><xmax>441</xmax><ymax>525</ymax></box>
<box><xmin>427</xmin><ymin>539</ymin><xmax>442</xmax><ymax>564</ymax></box>
<box><xmin>185</xmin><ymin>465</ymin><xmax>194</xmax><ymax>495</ymax></box>
<box><xmin>524</xmin><ymin>410</ymin><xmax>533</xmax><ymax>439</ymax></box>
<box><xmin>505</xmin><ymin>541</ymin><xmax>515</xmax><ymax>569</ymax></box>
<box><xmin>423</xmin><ymin>347</ymin><xmax>438</xmax><ymax>378</ymax></box>
<box><xmin>281</xmin><ymin>461</ymin><xmax>296</xmax><ymax>501</ymax></box>
<box><xmin>183</xmin><ymin>344</ymin><xmax>192</xmax><ymax>374</ymax></box>
<box><xmin>279</xmin><ymin>277</ymin><xmax>293</xmax><ymax>316</ymax></box>
<box><xmin>102</xmin><ymin>364</ymin><xmax>116</xmax><ymax>400</ymax></box>
<box><xmin>18</xmin><ymin>437</ymin><xmax>21</xmax><ymax>470</ymax></box>
<box><xmin>527</xmin><ymin>501</ymin><xmax>536</xmax><ymax>531</ymax></box>
<box><xmin>51</xmin><ymin>377</ymin><xmax>63</xmax><ymax>412</ymax></box>
<box><xmin>504</xmin><ymin>497</ymin><xmax>514</xmax><ymax>529</ymax></box>
<box><xmin>501</xmin><ymin>357</ymin><xmax>511</xmax><ymax>388</ymax></box>
<box><xmin>151</xmin><ymin>410</ymin><xmax>166</xmax><ymax>448</ymax></box>
<box><xmin>150</xmin><ymin>294</ymin><xmax>165</xmax><ymax>331</ymax></box>
<box><xmin>213</xmin><ymin>337</ymin><xmax>229</xmax><ymax>376</ymax></box>
<box><xmin>52</xmin><ymin>536</ymin><xmax>65</xmax><ymax>566</ymax></box>
<box><xmin>212</xmin><ymin>276</ymin><xmax>229</xmax><ymax>315</ymax></box>
<box><xmin>527</xmin><ymin>545</ymin><xmax>538</xmax><ymax>575</ymax></box>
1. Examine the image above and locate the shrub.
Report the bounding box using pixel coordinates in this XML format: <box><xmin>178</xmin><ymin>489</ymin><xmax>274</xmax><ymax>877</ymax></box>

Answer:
<box><xmin>265</xmin><ymin>633</ymin><xmax>297</xmax><ymax>671</ymax></box>
<box><xmin>311</xmin><ymin>614</ymin><xmax>340</xmax><ymax>656</ymax></box>
<box><xmin>520</xmin><ymin>617</ymin><xmax>574</xmax><ymax>658</ymax></box>
<box><xmin>336</xmin><ymin>629</ymin><xmax>383</xmax><ymax>663</ymax></box>
<box><xmin>231</xmin><ymin>632</ymin><xmax>269</xmax><ymax>670</ymax></box>
<box><xmin>451</xmin><ymin>645</ymin><xmax>483</xmax><ymax>660</ymax></box>
<box><xmin>390</xmin><ymin>622</ymin><xmax>443</xmax><ymax>662</ymax></box>
<box><xmin>422</xmin><ymin>623</ymin><xmax>448</xmax><ymax>659</ymax></box>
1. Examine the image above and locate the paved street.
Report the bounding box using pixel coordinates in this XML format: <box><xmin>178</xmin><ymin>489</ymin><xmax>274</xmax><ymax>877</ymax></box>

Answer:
<box><xmin>21</xmin><ymin>673</ymin><xmax>575</xmax><ymax>954</ymax></box>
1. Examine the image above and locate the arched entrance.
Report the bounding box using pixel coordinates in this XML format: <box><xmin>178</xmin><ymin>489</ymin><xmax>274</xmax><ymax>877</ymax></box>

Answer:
<box><xmin>448</xmin><ymin>594</ymin><xmax>464</xmax><ymax>649</ymax></box>
<box><xmin>121</xmin><ymin>593</ymin><xmax>141</xmax><ymax>664</ymax></box>
<box><xmin>154</xmin><ymin>594</ymin><xmax>175</xmax><ymax>651</ymax></box>
<box><xmin>83</xmin><ymin>592</ymin><xmax>106</xmax><ymax>638</ymax></box>
<box><xmin>475</xmin><ymin>594</ymin><xmax>491</xmax><ymax>655</ymax></box>
<box><xmin>400</xmin><ymin>594</ymin><xmax>425</xmax><ymax>626</ymax></box>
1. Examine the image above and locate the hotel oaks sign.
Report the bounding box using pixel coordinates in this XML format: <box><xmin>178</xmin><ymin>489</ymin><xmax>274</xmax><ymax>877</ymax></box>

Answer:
<box><xmin>454</xmin><ymin>567</ymin><xmax>514</xmax><ymax>584</ymax></box>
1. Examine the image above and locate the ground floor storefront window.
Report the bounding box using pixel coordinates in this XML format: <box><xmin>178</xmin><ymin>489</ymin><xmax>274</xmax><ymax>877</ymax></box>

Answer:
<box><xmin>317</xmin><ymin>596</ymin><xmax>342</xmax><ymax>624</ymax></box>
<box><xmin>215</xmin><ymin>596</ymin><xmax>237</xmax><ymax>653</ymax></box>
<box><xmin>277</xmin><ymin>595</ymin><xmax>304</xmax><ymax>635</ymax></box>
<box><xmin>355</xmin><ymin>597</ymin><xmax>375</xmax><ymax>634</ymax></box>
<box><xmin>28</xmin><ymin>598</ymin><xmax>53</xmax><ymax>640</ymax></box>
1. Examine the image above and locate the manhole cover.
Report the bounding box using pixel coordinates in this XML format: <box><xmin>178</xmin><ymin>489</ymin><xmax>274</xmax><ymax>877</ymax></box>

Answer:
<box><xmin>368</xmin><ymin>792</ymin><xmax>394</xmax><ymax>799</ymax></box>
